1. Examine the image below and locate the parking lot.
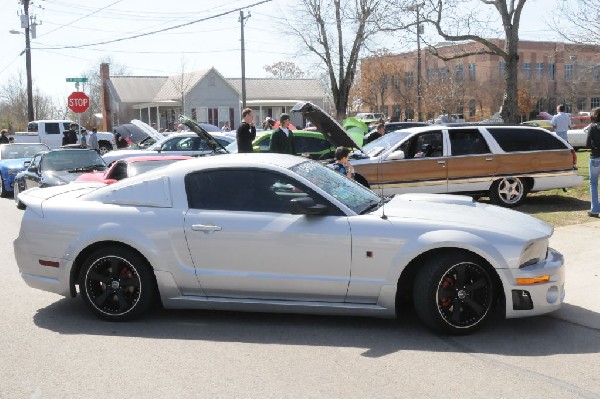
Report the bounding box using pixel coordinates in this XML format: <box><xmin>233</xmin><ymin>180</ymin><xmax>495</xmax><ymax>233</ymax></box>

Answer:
<box><xmin>1</xmin><ymin>196</ymin><xmax>599</xmax><ymax>398</ymax></box>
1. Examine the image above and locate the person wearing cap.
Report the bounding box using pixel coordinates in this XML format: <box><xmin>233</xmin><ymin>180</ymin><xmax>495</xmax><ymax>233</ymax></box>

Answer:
<box><xmin>236</xmin><ymin>108</ymin><xmax>256</xmax><ymax>153</ymax></box>
<box><xmin>269</xmin><ymin>113</ymin><xmax>296</xmax><ymax>155</ymax></box>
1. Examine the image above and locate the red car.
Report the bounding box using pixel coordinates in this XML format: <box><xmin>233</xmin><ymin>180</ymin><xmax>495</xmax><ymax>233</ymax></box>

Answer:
<box><xmin>76</xmin><ymin>155</ymin><xmax>191</xmax><ymax>184</ymax></box>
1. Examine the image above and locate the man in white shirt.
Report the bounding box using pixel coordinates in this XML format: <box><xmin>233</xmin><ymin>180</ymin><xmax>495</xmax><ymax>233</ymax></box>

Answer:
<box><xmin>551</xmin><ymin>104</ymin><xmax>571</xmax><ymax>142</ymax></box>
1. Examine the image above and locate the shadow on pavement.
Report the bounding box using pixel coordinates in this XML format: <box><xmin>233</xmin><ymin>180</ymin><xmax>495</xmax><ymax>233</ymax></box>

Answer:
<box><xmin>33</xmin><ymin>299</ymin><xmax>600</xmax><ymax>358</ymax></box>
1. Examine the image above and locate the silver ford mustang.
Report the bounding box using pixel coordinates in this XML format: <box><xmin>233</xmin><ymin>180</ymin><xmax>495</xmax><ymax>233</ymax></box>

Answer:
<box><xmin>14</xmin><ymin>154</ymin><xmax>565</xmax><ymax>334</ymax></box>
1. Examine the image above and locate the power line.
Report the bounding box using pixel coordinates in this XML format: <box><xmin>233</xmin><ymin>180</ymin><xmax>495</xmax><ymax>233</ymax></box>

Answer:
<box><xmin>39</xmin><ymin>0</ymin><xmax>272</xmax><ymax>50</ymax></box>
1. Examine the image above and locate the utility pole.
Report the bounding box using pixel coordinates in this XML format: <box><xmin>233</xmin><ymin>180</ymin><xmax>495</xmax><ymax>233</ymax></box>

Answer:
<box><xmin>239</xmin><ymin>10</ymin><xmax>251</xmax><ymax>109</ymax></box>
<box><xmin>408</xmin><ymin>2</ymin><xmax>425</xmax><ymax>122</ymax></box>
<box><xmin>20</xmin><ymin>0</ymin><xmax>35</xmax><ymax>122</ymax></box>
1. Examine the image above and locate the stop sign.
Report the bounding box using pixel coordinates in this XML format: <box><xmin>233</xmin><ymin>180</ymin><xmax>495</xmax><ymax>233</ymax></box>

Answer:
<box><xmin>67</xmin><ymin>91</ymin><xmax>90</xmax><ymax>113</ymax></box>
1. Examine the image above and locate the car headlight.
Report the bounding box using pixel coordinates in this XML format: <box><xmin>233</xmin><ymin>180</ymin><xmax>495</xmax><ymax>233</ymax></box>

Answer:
<box><xmin>519</xmin><ymin>239</ymin><xmax>548</xmax><ymax>268</ymax></box>
<box><xmin>7</xmin><ymin>168</ymin><xmax>22</xmax><ymax>175</ymax></box>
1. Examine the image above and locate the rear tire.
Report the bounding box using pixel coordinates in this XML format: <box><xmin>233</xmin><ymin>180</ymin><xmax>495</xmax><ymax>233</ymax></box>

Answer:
<box><xmin>413</xmin><ymin>252</ymin><xmax>494</xmax><ymax>335</ymax></box>
<box><xmin>0</xmin><ymin>176</ymin><xmax>7</xmax><ymax>198</ymax></box>
<box><xmin>99</xmin><ymin>143</ymin><xmax>112</xmax><ymax>156</ymax></box>
<box><xmin>79</xmin><ymin>246</ymin><xmax>156</xmax><ymax>321</ymax></box>
<box><xmin>489</xmin><ymin>177</ymin><xmax>527</xmax><ymax>207</ymax></box>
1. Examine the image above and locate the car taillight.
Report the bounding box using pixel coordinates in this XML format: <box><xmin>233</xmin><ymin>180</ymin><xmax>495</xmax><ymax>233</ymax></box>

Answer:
<box><xmin>571</xmin><ymin>149</ymin><xmax>577</xmax><ymax>167</ymax></box>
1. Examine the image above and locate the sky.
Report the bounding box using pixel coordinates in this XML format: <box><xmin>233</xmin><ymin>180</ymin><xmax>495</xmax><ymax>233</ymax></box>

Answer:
<box><xmin>0</xmin><ymin>0</ymin><xmax>571</xmax><ymax>103</ymax></box>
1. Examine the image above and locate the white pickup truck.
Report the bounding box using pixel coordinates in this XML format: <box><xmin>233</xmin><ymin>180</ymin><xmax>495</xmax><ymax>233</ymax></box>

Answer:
<box><xmin>10</xmin><ymin>120</ymin><xmax>115</xmax><ymax>155</ymax></box>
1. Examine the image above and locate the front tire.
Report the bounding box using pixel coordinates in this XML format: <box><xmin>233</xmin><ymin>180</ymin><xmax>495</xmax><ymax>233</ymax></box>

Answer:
<box><xmin>79</xmin><ymin>246</ymin><xmax>156</xmax><ymax>321</ymax></box>
<box><xmin>413</xmin><ymin>252</ymin><xmax>494</xmax><ymax>335</ymax></box>
<box><xmin>489</xmin><ymin>177</ymin><xmax>527</xmax><ymax>207</ymax></box>
<box><xmin>13</xmin><ymin>182</ymin><xmax>25</xmax><ymax>210</ymax></box>
<box><xmin>0</xmin><ymin>176</ymin><xmax>7</xmax><ymax>198</ymax></box>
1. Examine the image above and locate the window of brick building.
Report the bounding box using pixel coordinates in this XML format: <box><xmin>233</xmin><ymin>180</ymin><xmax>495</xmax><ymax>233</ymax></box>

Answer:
<box><xmin>469</xmin><ymin>99</ymin><xmax>476</xmax><ymax>117</ymax></box>
<box><xmin>548</xmin><ymin>63</ymin><xmax>556</xmax><ymax>80</ymax></box>
<box><xmin>523</xmin><ymin>62</ymin><xmax>531</xmax><ymax>80</ymax></box>
<box><xmin>565</xmin><ymin>64</ymin><xmax>573</xmax><ymax>81</ymax></box>
<box><xmin>405</xmin><ymin>71</ymin><xmax>414</xmax><ymax>87</ymax></box>
<box><xmin>535</xmin><ymin>62</ymin><xmax>544</xmax><ymax>78</ymax></box>
<box><xmin>592</xmin><ymin>97</ymin><xmax>600</xmax><ymax>108</ymax></box>
<box><xmin>468</xmin><ymin>63</ymin><xmax>476</xmax><ymax>81</ymax></box>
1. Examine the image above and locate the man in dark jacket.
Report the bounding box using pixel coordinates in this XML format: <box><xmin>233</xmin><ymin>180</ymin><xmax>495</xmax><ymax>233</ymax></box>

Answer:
<box><xmin>65</xmin><ymin>123</ymin><xmax>78</xmax><ymax>145</ymax></box>
<box><xmin>269</xmin><ymin>113</ymin><xmax>296</xmax><ymax>155</ymax></box>
<box><xmin>0</xmin><ymin>129</ymin><xmax>9</xmax><ymax>144</ymax></box>
<box><xmin>236</xmin><ymin>108</ymin><xmax>256</xmax><ymax>153</ymax></box>
<box><xmin>586</xmin><ymin>107</ymin><xmax>600</xmax><ymax>217</ymax></box>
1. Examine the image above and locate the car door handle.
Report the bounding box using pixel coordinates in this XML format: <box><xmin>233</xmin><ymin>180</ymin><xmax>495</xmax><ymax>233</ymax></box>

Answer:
<box><xmin>191</xmin><ymin>224</ymin><xmax>222</xmax><ymax>233</ymax></box>
<box><xmin>437</xmin><ymin>160</ymin><xmax>446</xmax><ymax>164</ymax></box>
<box><xmin>485</xmin><ymin>157</ymin><xmax>494</xmax><ymax>161</ymax></box>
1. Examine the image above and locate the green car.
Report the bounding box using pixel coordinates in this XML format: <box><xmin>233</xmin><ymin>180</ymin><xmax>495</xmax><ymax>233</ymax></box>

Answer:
<box><xmin>226</xmin><ymin>130</ymin><xmax>337</xmax><ymax>160</ymax></box>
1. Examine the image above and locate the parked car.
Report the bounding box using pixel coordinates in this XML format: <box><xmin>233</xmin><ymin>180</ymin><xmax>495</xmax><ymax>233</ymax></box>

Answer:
<box><xmin>364</xmin><ymin>121</ymin><xmax>430</xmax><ymax>143</ymax></box>
<box><xmin>102</xmin><ymin>132</ymin><xmax>233</xmax><ymax>164</ymax></box>
<box><xmin>0</xmin><ymin>143</ymin><xmax>49</xmax><ymax>197</ymax></box>
<box><xmin>14</xmin><ymin>154</ymin><xmax>565</xmax><ymax>335</ymax></box>
<box><xmin>76</xmin><ymin>155</ymin><xmax>191</xmax><ymax>184</ymax></box>
<box><xmin>291</xmin><ymin>101</ymin><xmax>583</xmax><ymax>207</ymax></box>
<box><xmin>13</xmin><ymin>148</ymin><xmax>107</xmax><ymax>209</ymax></box>
<box><xmin>10</xmin><ymin>120</ymin><xmax>115</xmax><ymax>154</ymax></box>
<box><xmin>567</xmin><ymin>124</ymin><xmax>591</xmax><ymax>150</ymax></box>
<box><xmin>570</xmin><ymin>114</ymin><xmax>591</xmax><ymax>129</ymax></box>
<box><xmin>521</xmin><ymin>120</ymin><xmax>554</xmax><ymax>131</ymax></box>
<box><xmin>226</xmin><ymin>130</ymin><xmax>337</xmax><ymax>160</ymax></box>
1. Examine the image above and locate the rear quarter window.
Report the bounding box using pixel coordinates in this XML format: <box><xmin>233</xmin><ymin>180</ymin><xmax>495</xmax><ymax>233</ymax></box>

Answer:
<box><xmin>487</xmin><ymin>128</ymin><xmax>567</xmax><ymax>152</ymax></box>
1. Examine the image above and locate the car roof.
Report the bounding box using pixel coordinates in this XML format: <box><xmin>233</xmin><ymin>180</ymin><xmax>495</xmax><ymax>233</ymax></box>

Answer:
<box><xmin>118</xmin><ymin>155</ymin><xmax>192</xmax><ymax>163</ymax></box>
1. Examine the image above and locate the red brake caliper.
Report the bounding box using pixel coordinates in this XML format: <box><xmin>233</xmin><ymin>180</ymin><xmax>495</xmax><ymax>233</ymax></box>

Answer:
<box><xmin>439</xmin><ymin>277</ymin><xmax>454</xmax><ymax>308</ymax></box>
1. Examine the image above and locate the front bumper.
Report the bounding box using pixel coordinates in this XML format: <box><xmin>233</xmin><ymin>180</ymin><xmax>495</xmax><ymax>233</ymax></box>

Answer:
<box><xmin>500</xmin><ymin>247</ymin><xmax>565</xmax><ymax>318</ymax></box>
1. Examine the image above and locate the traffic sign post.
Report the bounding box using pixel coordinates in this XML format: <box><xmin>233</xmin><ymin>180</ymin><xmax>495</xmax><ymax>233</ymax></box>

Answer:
<box><xmin>67</xmin><ymin>91</ymin><xmax>90</xmax><ymax>113</ymax></box>
<box><xmin>67</xmin><ymin>91</ymin><xmax>90</xmax><ymax>144</ymax></box>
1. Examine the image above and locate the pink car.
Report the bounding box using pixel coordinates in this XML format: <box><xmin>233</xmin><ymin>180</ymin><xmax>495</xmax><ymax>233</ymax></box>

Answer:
<box><xmin>76</xmin><ymin>155</ymin><xmax>191</xmax><ymax>184</ymax></box>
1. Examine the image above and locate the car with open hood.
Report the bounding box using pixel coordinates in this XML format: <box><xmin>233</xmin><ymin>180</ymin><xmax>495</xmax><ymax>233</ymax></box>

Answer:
<box><xmin>102</xmin><ymin>116</ymin><xmax>231</xmax><ymax>165</ymax></box>
<box><xmin>292</xmin><ymin>101</ymin><xmax>583</xmax><ymax>207</ymax></box>
<box><xmin>14</xmin><ymin>154</ymin><xmax>565</xmax><ymax>335</ymax></box>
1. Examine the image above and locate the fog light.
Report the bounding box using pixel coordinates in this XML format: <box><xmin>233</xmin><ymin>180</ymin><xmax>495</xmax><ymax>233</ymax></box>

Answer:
<box><xmin>512</xmin><ymin>289</ymin><xmax>533</xmax><ymax>310</ymax></box>
<box><xmin>546</xmin><ymin>286</ymin><xmax>559</xmax><ymax>304</ymax></box>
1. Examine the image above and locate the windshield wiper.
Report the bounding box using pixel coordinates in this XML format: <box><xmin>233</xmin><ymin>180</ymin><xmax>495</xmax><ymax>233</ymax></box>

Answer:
<box><xmin>360</xmin><ymin>196</ymin><xmax>392</xmax><ymax>215</ymax></box>
<box><xmin>67</xmin><ymin>164</ymin><xmax>106</xmax><ymax>173</ymax></box>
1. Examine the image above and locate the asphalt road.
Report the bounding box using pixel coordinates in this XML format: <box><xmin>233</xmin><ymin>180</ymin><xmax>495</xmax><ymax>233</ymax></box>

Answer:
<box><xmin>0</xmin><ymin>195</ymin><xmax>599</xmax><ymax>398</ymax></box>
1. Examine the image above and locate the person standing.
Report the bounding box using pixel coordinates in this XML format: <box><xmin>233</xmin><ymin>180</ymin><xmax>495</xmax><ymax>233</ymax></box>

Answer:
<box><xmin>586</xmin><ymin>107</ymin><xmax>600</xmax><ymax>217</ymax></box>
<box><xmin>89</xmin><ymin>128</ymin><xmax>99</xmax><ymax>153</ymax></box>
<box><xmin>332</xmin><ymin>146</ymin><xmax>355</xmax><ymax>179</ymax></box>
<box><xmin>80</xmin><ymin>128</ymin><xmax>88</xmax><ymax>148</ymax></box>
<box><xmin>66</xmin><ymin>123</ymin><xmax>79</xmax><ymax>145</ymax></box>
<box><xmin>269</xmin><ymin>113</ymin><xmax>296</xmax><ymax>154</ymax></box>
<box><xmin>551</xmin><ymin>104</ymin><xmax>571</xmax><ymax>142</ymax></box>
<box><xmin>114</xmin><ymin>129</ymin><xmax>128</xmax><ymax>149</ymax></box>
<box><xmin>365</xmin><ymin>123</ymin><xmax>385</xmax><ymax>144</ymax></box>
<box><xmin>0</xmin><ymin>129</ymin><xmax>9</xmax><ymax>144</ymax></box>
<box><xmin>236</xmin><ymin>108</ymin><xmax>256</xmax><ymax>153</ymax></box>
<box><xmin>221</xmin><ymin>121</ymin><xmax>231</xmax><ymax>132</ymax></box>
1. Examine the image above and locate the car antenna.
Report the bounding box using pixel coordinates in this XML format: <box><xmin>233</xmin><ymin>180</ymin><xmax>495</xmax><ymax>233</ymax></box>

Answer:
<box><xmin>378</xmin><ymin>144</ymin><xmax>387</xmax><ymax>220</ymax></box>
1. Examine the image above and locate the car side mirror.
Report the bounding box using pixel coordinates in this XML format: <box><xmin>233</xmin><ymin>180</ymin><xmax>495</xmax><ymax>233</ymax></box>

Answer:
<box><xmin>23</xmin><ymin>160</ymin><xmax>31</xmax><ymax>168</ymax></box>
<box><xmin>252</xmin><ymin>145</ymin><xmax>261</xmax><ymax>152</ymax></box>
<box><xmin>28</xmin><ymin>165</ymin><xmax>38</xmax><ymax>173</ymax></box>
<box><xmin>289</xmin><ymin>196</ymin><xmax>327</xmax><ymax>215</ymax></box>
<box><xmin>387</xmin><ymin>150</ymin><xmax>405</xmax><ymax>160</ymax></box>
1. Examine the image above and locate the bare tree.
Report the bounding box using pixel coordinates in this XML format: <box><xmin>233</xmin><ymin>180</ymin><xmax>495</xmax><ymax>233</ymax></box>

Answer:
<box><xmin>551</xmin><ymin>0</ymin><xmax>600</xmax><ymax>45</ymax></box>
<box><xmin>423</xmin><ymin>0</ymin><xmax>527</xmax><ymax>123</ymax></box>
<box><xmin>264</xmin><ymin>61</ymin><xmax>306</xmax><ymax>79</ymax></box>
<box><xmin>78</xmin><ymin>57</ymin><xmax>129</xmax><ymax>128</ymax></box>
<box><xmin>286</xmin><ymin>0</ymin><xmax>399</xmax><ymax>119</ymax></box>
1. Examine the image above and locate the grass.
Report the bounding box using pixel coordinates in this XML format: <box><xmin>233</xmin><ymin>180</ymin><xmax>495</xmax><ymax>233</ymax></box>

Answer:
<box><xmin>507</xmin><ymin>149</ymin><xmax>593</xmax><ymax>226</ymax></box>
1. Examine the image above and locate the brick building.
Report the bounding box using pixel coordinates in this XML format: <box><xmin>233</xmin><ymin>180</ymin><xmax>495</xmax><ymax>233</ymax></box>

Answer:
<box><xmin>358</xmin><ymin>40</ymin><xmax>600</xmax><ymax>121</ymax></box>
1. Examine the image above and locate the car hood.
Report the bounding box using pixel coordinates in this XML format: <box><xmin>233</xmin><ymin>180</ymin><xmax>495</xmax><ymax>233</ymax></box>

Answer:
<box><xmin>130</xmin><ymin>120</ymin><xmax>165</xmax><ymax>142</ymax></box>
<box><xmin>378</xmin><ymin>193</ymin><xmax>553</xmax><ymax>240</ymax></box>
<box><xmin>0</xmin><ymin>158</ymin><xmax>29</xmax><ymax>170</ymax></box>
<box><xmin>179</xmin><ymin>115</ymin><xmax>228</xmax><ymax>154</ymax></box>
<box><xmin>291</xmin><ymin>102</ymin><xmax>364</xmax><ymax>151</ymax></box>
<box><xmin>42</xmin><ymin>170</ymin><xmax>92</xmax><ymax>186</ymax></box>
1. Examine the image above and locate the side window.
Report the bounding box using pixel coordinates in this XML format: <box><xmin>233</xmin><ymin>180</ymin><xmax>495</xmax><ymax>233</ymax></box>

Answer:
<box><xmin>449</xmin><ymin>129</ymin><xmax>490</xmax><ymax>156</ymax></box>
<box><xmin>487</xmin><ymin>128</ymin><xmax>567</xmax><ymax>152</ymax></box>
<box><xmin>399</xmin><ymin>132</ymin><xmax>443</xmax><ymax>158</ymax></box>
<box><xmin>256</xmin><ymin>136</ymin><xmax>271</xmax><ymax>152</ymax></box>
<box><xmin>46</xmin><ymin>123</ymin><xmax>60</xmax><ymax>135</ymax></box>
<box><xmin>32</xmin><ymin>154</ymin><xmax>42</xmax><ymax>168</ymax></box>
<box><xmin>186</xmin><ymin>169</ymin><xmax>313</xmax><ymax>213</ymax></box>
<box><xmin>294</xmin><ymin>136</ymin><xmax>329</xmax><ymax>153</ymax></box>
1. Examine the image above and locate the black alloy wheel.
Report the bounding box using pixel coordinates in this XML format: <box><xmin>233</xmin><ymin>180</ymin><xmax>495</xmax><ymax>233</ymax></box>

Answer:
<box><xmin>413</xmin><ymin>252</ymin><xmax>494</xmax><ymax>335</ymax></box>
<box><xmin>79</xmin><ymin>246</ymin><xmax>155</xmax><ymax>321</ymax></box>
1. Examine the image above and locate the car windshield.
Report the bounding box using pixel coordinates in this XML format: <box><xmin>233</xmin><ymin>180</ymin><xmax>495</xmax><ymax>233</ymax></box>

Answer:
<box><xmin>291</xmin><ymin>160</ymin><xmax>381</xmax><ymax>214</ymax></box>
<box><xmin>128</xmin><ymin>159</ymin><xmax>185</xmax><ymax>177</ymax></box>
<box><xmin>0</xmin><ymin>144</ymin><xmax>48</xmax><ymax>159</ymax></box>
<box><xmin>41</xmin><ymin>150</ymin><xmax>107</xmax><ymax>171</ymax></box>
<box><xmin>361</xmin><ymin>130</ymin><xmax>412</xmax><ymax>157</ymax></box>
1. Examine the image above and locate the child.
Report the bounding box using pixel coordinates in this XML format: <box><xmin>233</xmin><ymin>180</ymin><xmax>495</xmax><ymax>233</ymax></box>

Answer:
<box><xmin>332</xmin><ymin>146</ymin><xmax>355</xmax><ymax>179</ymax></box>
<box><xmin>80</xmin><ymin>128</ymin><xmax>88</xmax><ymax>148</ymax></box>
